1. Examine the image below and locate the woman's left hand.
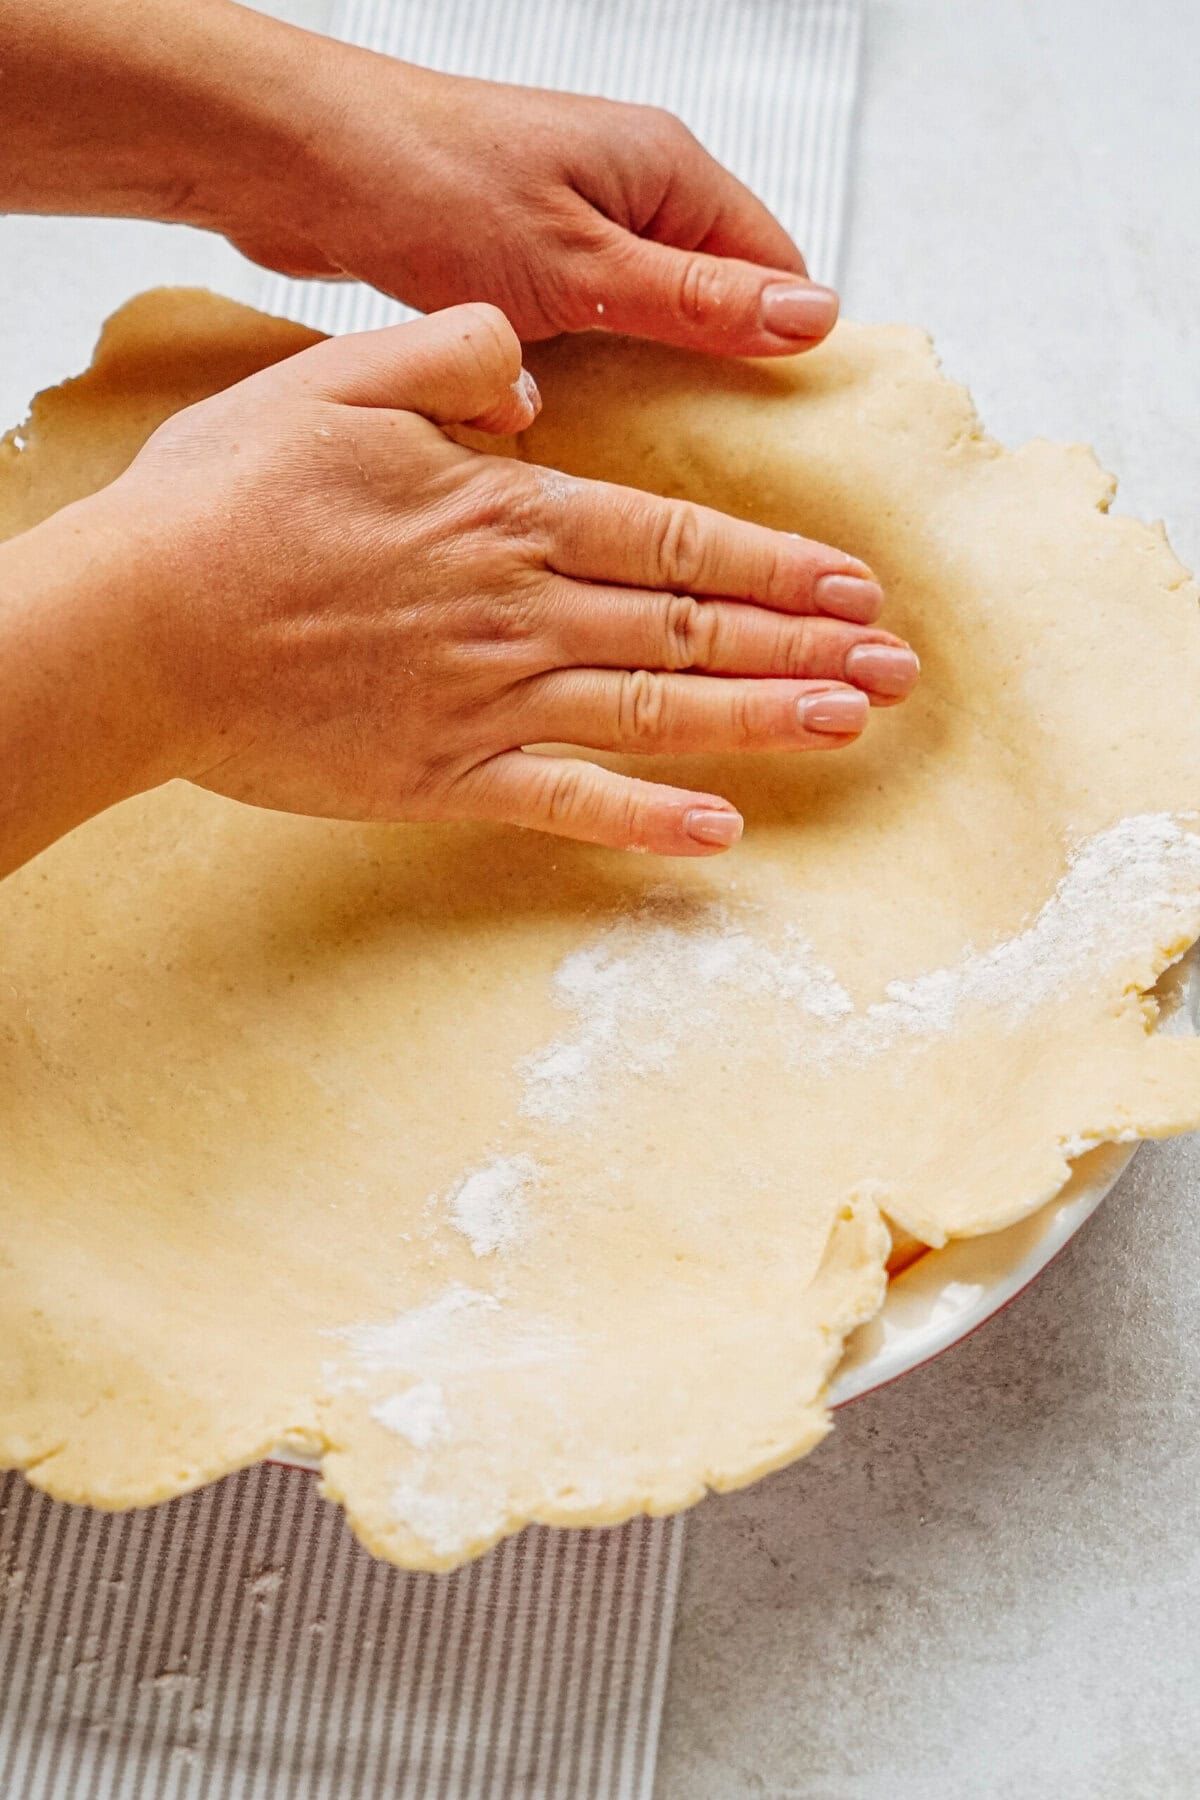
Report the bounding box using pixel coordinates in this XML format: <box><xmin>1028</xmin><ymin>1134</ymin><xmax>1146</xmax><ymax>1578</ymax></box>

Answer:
<box><xmin>222</xmin><ymin>34</ymin><xmax>838</xmax><ymax>357</ymax></box>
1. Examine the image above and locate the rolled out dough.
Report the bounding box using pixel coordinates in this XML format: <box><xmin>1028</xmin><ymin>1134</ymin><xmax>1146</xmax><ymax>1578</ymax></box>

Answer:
<box><xmin>1</xmin><ymin>290</ymin><xmax>1197</xmax><ymax>1570</ymax></box>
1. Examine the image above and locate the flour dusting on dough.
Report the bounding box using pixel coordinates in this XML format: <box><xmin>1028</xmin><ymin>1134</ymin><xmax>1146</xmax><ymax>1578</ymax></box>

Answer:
<box><xmin>845</xmin><ymin>813</ymin><xmax>1200</xmax><ymax>1061</ymax></box>
<box><xmin>372</xmin><ymin>1381</ymin><xmax>451</xmax><ymax>1448</ymax></box>
<box><xmin>327</xmin><ymin>1284</ymin><xmax>571</xmax><ymax>1378</ymax></box>
<box><xmin>523</xmin><ymin>816</ymin><xmax>1200</xmax><ymax>1121</ymax></box>
<box><xmin>445</xmin><ymin>1154</ymin><xmax>539</xmax><ymax>1257</ymax></box>
<box><xmin>520</xmin><ymin>900</ymin><xmax>851</xmax><ymax>1124</ymax></box>
<box><xmin>388</xmin><ymin>1480</ymin><xmax>507</xmax><ymax>1558</ymax></box>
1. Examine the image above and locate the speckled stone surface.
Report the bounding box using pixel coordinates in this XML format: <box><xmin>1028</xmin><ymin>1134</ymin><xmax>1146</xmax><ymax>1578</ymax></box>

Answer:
<box><xmin>658</xmin><ymin>1139</ymin><xmax>1200</xmax><ymax>1798</ymax></box>
<box><xmin>657</xmin><ymin>1</ymin><xmax>1200</xmax><ymax>1793</ymax></box>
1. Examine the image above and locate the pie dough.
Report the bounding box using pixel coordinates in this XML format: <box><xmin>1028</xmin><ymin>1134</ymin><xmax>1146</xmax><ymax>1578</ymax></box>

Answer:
<box><xmin>1</xmin><ymin>290</ymin><xmax>1197</xmax><ymax>1570</ymax></box>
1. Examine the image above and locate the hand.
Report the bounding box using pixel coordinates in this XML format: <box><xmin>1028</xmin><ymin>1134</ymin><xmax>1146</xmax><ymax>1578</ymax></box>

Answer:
<box><xmin>6</xmin><ymin>0</ymin><xmax>836</xmax><ymax>356</ymax></box>
<box><xmin>228</xmin><ymin>53</ymin><xmax>839</xmax><ymax>359</ymax></box>
<box><xmin>7</xmin><ymin>0</ymin><xmax>837</xmax><ymax>357</ymax></box>
<box><xmin>80</xmin><ymin>304</ymin><xmax>915</xmax><ymax>858</ymax></box>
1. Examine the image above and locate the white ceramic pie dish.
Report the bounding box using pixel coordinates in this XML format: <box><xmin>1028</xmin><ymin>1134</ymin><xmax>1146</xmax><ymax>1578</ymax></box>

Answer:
<box><xmin>831</xmin><ymin>947</ymin><xmax>1200</xmax><ymax>1406</ymax></box>
<box><xmin>271</xmin><ymin>949</ymin><xmax>1199</xmax><ymax>1470</ymax></box>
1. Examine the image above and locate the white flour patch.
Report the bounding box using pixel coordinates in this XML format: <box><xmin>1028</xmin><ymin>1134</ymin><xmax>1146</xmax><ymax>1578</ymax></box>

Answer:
<box><xmin>326</xmin><ymin>1283</ymin><xmax>570</xmax><ymax>1380</ymax></box>
<box><xmin>520</xmin><ymin>900</ymin><xmax>851</xmax><ymax>1125</ymax></box>
<box><xmin>843</xmin><ymin>813</ymin><xmax>1200</xmax><ymax>1063</ymax></box>
<box><xmin>445</xmin><ymin>1154</ymin><xmax>539</xmax><ymax>1257</ymax></box>
<box><xmin>372</xmin><ymin>1381</ymin><xmax>451</xmax><ymax>1448</ymax></box>
<box><xmin>388</xmin><ymin>1481</ymin><xmax>508</xmax><ymax>1559</ymax></box>
<box><xmin>519</xmin><ymin>815</ymin><xmax>1200</xmax><ymax>1120</ymax></box>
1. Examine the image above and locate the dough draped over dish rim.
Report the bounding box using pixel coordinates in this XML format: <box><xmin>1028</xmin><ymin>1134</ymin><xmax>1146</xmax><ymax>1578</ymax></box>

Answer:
<box><xmin>1</xmin><ymin>290</ymin><xmax>1197</xmax><ymax>1569</ymax></box>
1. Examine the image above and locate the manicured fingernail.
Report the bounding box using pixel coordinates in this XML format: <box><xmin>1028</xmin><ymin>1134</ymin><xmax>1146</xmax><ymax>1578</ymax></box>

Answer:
<box><xmin>813</xmin><ymin>572</ymin><xmax>884</xmax><ymax>624</ymax></box>
<box><xmin>798</xmin><ymin>689</ymin><xmax>870</xmax><ymax>735</ymax></box>
<box><xmin>684</xmin><ymin>808</ymin><xmax>744</xmax><ymax>848</ymax></box>
<box><xmin>760</xmin><ymin>282</ymin><xmax>839</xmax><ymax>340</ymax></box>
<box><xmin>513</xmin><ymin>368</ymin><xmax>542</xmax><ymax>419</ymax></box>
<box><xmin>844</xmin><ymin>644</ymin><xmax>921</xmax><ymax>697</ymax></box>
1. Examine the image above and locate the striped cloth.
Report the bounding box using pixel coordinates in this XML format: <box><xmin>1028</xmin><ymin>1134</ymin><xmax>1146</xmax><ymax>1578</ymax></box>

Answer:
<box><xmin>0</xmin><ymin>1466</ymin><xmax>684</xmax><ymax>1800</ymax></box>
<box><xmin>3</xmin><ymin>3</ymin><xmax>863</xmax><ymax>1795</ymax></box>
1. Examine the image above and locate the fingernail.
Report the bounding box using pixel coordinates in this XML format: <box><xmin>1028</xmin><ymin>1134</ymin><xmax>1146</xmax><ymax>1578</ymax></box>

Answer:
<box><xmin>760</xmin><ymin>282</ymin><xmax>839</xmax><ymax>340</ymax></box>
<box><xmin>813</xmin><ymin>572</ymin><xmax>884</xmax><ymax>624</ymax></box>
<box><xmin>844</xmin><ymin>644</ymin><xmax>921</xmax><ymax>697</ymax></box>
<box><xmin>798</xmin><ymin>689</ymin><xmax>870</xmax><ymax>735</ymax></box>
<box><xmin>513</xmin><ymin>367</ymin><xmax>542</xmax><ymax>419</ymax></box>
<box><xmin>684</xmin><ymin>808</ymin><xmax>744</xmax><ymax>848</ymax></box>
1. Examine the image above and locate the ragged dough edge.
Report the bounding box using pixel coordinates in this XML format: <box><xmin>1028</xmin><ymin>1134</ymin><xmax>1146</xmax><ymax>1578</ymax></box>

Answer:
<box><xmin>884</xmin><ymin>967</ymin><xmax>1200</xmax><ymax>1249</ymax></box>
<box><xmin>2</xmin><ymin>291</ymin><xmax>1199</xmax><ymax>1570</ymax></box>
<box><xmin>315</xmin><ymin>1195</ymin><xmax>891</xmax><ymax>1573</ymax></box>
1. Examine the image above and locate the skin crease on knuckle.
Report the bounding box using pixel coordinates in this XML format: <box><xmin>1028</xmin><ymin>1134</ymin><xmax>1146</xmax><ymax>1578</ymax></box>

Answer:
<box><xmin>617</xmin><ymin>669</ymin><xmax>671</xmax><ymax>746</ymax></box>
<box><xmin>651</xmin><ymin>500</ymin><xmax>707</xmax><ymax>593</ymax></box>
<box><xmin>676</xmin><ymin>252</ymin><xmax>725</xmax><ymax>327</ymax></box>
<box><xmin>537</xmin><ymin>759</ymin><xmax>594</xmax><ymax>831</ymax></box>
<box><xmin>779</xmin><ymin>616</ymin><xmax>819</xmax><ymax>679</ymax></box>
<box><xmin>663</xmin><ymin>593</ymin><xmax>718</xmax><ymax>671</ymax></box>
<box><xmin>457</xmin><ymin>461</ymin><xmax>551</xmax><ymax>555</ymax></box>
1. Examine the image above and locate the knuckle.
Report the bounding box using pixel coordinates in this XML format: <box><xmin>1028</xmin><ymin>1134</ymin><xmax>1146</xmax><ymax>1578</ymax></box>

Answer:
<box><xmin>676</xmin><ymin>254</ymin><xmax>724</xmax><ymax>325</ymax></box>
<box><xmin>495</xmin><ymin>577</ymin><xmax>549</xmax><ymax>647</ymax></box>
<box><xmin>616</xmin><ymin>670</ymin><xmax>669</xmax><ymax>744</ymax></box>
<box><xmin>781</xmin><ymin>618</ymin><xmax>818</xmax><ymax>677</ymax></box>
<box><xmin>760</xmin><ymin>537</ymin><xmax>794</xmax><ymax>604</ymax></box>
<box><xmin>637</xmin><ymin>103</ymin><xmax>695</xmax><ymax>150</ymax></box>
<box><xmin>460</xmin><ymin>462</ymin><xmax>548</xmax><ymax>555</ymax></box>
<box><xmin>454</xmin><ymin>303</ymin><xmax>522</xmax><ymax>379</ymax></box>
<box><xmin>540</xmin><ymin>760</ymin><xmax>589</xmax><ymax>827</ymax></box>
<box><xmin>730</xmin><ymin>686</ymin><xmax>760</xmax><ymax>747</ymax></box>
<box><xmin>652</xmin><ymin>500</ymin><xmax>707</xmax><ymax>591</ymax></box>
<box><xmin>616</xmin><ymin>787</ymin><xmax>650</xmax><ymax>850</ymax></box>
<box><xmin>664</xmin><ymin>593</ymin><xmax>716</xmax><ymax>669</ymax></box>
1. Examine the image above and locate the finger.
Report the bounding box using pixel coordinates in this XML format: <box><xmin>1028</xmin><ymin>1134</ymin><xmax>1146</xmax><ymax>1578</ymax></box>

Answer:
<box><xmin>266</xmin><ymin>302</ymin><xmax>536</xmax><ymax>427</ymax></box>
<box><xmin>536</xmin><ymin>475</ymin><xmax>884</xmax><ymax>623</ymax></box>
<box><xmin>587</xmin><ymin>227</ymin><xmax>838</xmax><ymax>358</ymax></box>
<box><xmin>516</xmin><ymin>671</ymin><xmax>872</xmax><ymax>755</ymax></box>
<box><xmin>538</xmin><ymin>579</ymin><xmax>919</xmax><ymax>697</ymax></box>
<box><xmin>452</xmin><ymin>751</ymin><xmax>746</xmax><ymax>856</ymax></box>
<box><xmin>466</xmin><ymin>368</ymin><xmax>543</xmax><ymax>436</ymax></box>
<box><xmin>695</xmin><ymin>193</ymin><xmax>807</xmax><ymax>277</ymax></box>
<box><xmin>676</xmin><ymin>152</ymin><xmax>809</xmax><ymax>275</ymax></box>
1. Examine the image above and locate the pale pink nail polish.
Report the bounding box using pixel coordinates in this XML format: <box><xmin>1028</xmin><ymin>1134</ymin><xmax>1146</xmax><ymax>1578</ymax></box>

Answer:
<box><xmin>813</xmin><ymin>572</ymin><xmax>885</xmax><ymax>623</ymax></box>
<box><xmin>684</xmin><ymin>808</ymin><xmax>744</xmax><ymax>848</ymax></box>
<box><xmin>844</xmin><ymin>644</ymin><xmax>921</xmax><ymax>697</ymax></box>
<box><xmin>798</xmin><ymin>690</ymin><xmax>869</xmax><ymax>735</ymax></box>
<box><xmin>760</xmin><ymin>282</ymin><xmax>839</xmax><ymax>340</ymax></box>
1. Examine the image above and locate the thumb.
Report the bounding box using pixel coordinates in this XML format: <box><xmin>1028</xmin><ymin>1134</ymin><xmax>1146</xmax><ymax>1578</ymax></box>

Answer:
<box><xmin>267</xmin><ymin>302</ymin><xmax>540</xmax><ymax>431</ymax></box>
<box><xmin>588</xmin><ymin>231</ymin><xmax>839</xmax><ymax>358</ymax></box>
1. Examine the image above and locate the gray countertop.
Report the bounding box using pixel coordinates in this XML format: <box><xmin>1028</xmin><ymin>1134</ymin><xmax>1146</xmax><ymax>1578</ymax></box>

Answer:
<box><xmin>662</xmin><ymin>5</ymin><xmax>1200</xmax><ymax>1793</ymax></box>
<box><xmin>4</xmin><ymin>3</ymin><xmax>1197</xmax><ymax>1794</ymax></box>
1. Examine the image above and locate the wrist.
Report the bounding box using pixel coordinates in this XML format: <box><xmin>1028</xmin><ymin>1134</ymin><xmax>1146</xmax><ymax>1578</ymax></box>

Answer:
<box><xmin>151</xmin><ymin>1</ymin><xmax>349</xmax><ymax>240</ymax></box>
<box><xmin>0</xmin><ymin>494</ymin><xmax>188</xmax><ymax>873</ymax></box>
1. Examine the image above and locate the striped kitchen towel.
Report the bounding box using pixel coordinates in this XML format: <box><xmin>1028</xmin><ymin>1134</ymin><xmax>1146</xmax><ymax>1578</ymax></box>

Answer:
<box><xmin>3</xmin><ymin>3</ymin><xmax>863</xmax><ymax>1796</ymax></box>
<box><xmin>0</xmin><ymin>1466</ymin><xmax>685</xmax><ymax>1800</ymax></box>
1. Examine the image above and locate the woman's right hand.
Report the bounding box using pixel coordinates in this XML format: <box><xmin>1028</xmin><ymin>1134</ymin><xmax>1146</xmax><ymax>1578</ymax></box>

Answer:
<box><xmin>87</xmin><ymin>303</ymin><xmax>919</xmax><ymax>857</ymax></box>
